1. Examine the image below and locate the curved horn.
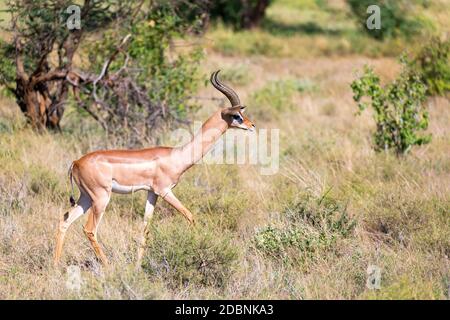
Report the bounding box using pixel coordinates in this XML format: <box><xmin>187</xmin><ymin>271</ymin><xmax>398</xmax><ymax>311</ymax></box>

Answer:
<box><xmin>210</xmin><ymin>70</ymin><xmax>241</xmax><ymax>107</ymax></box>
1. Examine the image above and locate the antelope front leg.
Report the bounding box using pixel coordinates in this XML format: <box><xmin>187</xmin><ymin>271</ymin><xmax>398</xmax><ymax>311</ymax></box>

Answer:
<box><xmin>162</xmin><ymin>190</ymin><xmax>195</xmax><ymax>225</ymax></box>
<box><xmin>136</xmin><ymin>191</ymin><xmax>158</xmax><ymax>267</ymax></box>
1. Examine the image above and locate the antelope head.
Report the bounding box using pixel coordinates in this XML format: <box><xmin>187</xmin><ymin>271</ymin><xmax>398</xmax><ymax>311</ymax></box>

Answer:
<box><xmin>211</xmin><ymin>70</ymin><xmax>255</xmax><ymax>131</ymax></box>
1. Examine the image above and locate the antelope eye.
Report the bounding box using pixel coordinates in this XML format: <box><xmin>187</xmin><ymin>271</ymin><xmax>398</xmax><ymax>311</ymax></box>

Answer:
<box><xmin>232</xmin><ymin>114</ymin><xmax>241</xmax><ymax>120</ymax></box>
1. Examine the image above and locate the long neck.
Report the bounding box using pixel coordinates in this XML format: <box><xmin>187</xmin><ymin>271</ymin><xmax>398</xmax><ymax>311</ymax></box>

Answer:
<box><xmin>175</xmin><ymin>110</ymin><xmax>228</xmax><ymax>173</ymax></box>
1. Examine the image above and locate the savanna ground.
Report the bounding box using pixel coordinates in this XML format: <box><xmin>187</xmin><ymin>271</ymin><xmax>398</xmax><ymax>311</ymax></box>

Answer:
<box><xmin>0</xmin><ymin>0</ymin><xmax>449</xmax><ymax>299</ymax></box>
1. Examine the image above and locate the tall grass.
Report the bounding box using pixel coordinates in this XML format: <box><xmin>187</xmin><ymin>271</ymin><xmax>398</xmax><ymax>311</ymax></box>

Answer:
<box><xmin>0</xmin><ymin>0</ymin><xmax>449</xmax><ymax>300</ymax></box>
<box><xmin>1</xmin><ymin>48</ymin><xmax>449</xmax><ymax>298</ymax></box>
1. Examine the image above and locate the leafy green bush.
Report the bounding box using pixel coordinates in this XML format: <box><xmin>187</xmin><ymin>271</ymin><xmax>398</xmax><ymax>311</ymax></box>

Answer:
<box><xmin>409</xmin><ymin>37</ymin><xmax>450</xmax><ymax>96</ymax></box>
<box><xmin>142</xmin><ymin>222</ymin><xmax>239</xmax><ymax>288</ymax></box>
<box><xmin>254</xmin><ymin>193</ymin><xmax>355</xmax><ymax>262</ymax></box>
<box><xmin>351</xmin><ymin>62</ymin><xmax>430</xmax><ymax>155</ymax></box>
<box><xmin>347</xmin><ymin>0</ymin><xmax>425</xmax><ymax>40</ymax></box>
<box><xmin>128</xmin><ymin>11</ymin><xmax>203</xmax><ymax>120</ymax></box>
<box><xmin>84</xmin><ymin>2</ymin><xmax>203</xmax><ymax>145</ymax></box>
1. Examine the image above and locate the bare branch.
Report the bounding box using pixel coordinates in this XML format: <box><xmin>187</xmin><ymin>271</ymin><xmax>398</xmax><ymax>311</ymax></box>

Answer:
<box><xmin>95</xmin><ymin>34</ymin><xmax>132</xmax><ymax>83</ymax></box>
<box><xmin>92</xmin><ymin>34</ymin><xmax>132</xmax><ymax>103</ymax></box>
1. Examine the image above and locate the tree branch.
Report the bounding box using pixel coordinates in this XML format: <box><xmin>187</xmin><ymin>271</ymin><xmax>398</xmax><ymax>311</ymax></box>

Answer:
<box><xmin>30</xmin><ymin>69</ymin><xmax>68</xmax><ymax>87</ymax></box>
<box><xmin>14</xmin><ymin>35</ymin><xmax>27</xmax><ymax>82</ymax></box>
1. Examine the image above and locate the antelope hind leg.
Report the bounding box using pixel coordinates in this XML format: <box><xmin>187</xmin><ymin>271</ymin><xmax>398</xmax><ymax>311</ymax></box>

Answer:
<box><xmin>83</xmin><ymin>190</ymin><xmax>110</xmax><ymax>265</ymax></box>
<box><xmin>54</xmin><ymin>194</ymin><xmax>91</xmax><ymax>266</ymax></box>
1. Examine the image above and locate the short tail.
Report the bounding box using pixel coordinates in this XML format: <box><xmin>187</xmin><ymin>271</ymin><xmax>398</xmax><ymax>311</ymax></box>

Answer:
<box><xmin>68</xmin><ymin>163</ymin><xmax>76</xmax><ymax>206</ymax></box>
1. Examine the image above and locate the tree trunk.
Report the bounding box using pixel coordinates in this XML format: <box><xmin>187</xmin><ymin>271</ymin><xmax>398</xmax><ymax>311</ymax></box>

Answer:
<box><xmin>240</xmin><ymin>0</ymin><xmax>271</xmax><ymax>29</ymax></box>
<box><xmin>15</xmin><ymin>78</ymin><xmax>64</xmax><ymax>131</ymax></box>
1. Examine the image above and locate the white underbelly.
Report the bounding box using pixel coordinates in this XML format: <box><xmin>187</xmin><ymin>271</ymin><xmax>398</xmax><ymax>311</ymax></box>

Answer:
<box><xmin>111</xmin><ymin>179</ymin><xmax>152</xmax><ymax>194</ymax></box>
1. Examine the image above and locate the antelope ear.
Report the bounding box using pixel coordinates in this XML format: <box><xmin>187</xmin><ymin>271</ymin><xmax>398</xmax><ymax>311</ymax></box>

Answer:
<box><xmin>222</xmin><ymin>105</ymin><xmax>246</xmax><ymax>115</ymax></box>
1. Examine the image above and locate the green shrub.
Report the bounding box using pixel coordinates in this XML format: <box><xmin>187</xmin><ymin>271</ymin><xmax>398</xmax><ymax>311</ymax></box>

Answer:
<box><xmin>78</xmin><ymin>1</ymin><xmax>204</xmax><ymax>146</ymax></box>
<box><xmin>285</xmin><ymin>195</ymin><xmax>356</xmax><ymax>238</ymax></box>
<box><xmin>409</xmin><ymin>37</ymin><xmax>450</xmax><ymax>96</ymax></box>
<box><xmin>351</xmin><ymin>61</ymin><xmax>430</xmax><ymax>155</ymax></box>
<box><xmin>254</xmin><ymin>192</ymin><xmax>355</xmax><ymax>262</ymax></box>
<box><xmin>142</xmin><ymin>222</ymin><xmax>239</xmax><ymax>288</ymax></box>
<box><xmin>347</xmin><ymin>0</ymin><xmax>425</xmax><ymax>40</ymax></box>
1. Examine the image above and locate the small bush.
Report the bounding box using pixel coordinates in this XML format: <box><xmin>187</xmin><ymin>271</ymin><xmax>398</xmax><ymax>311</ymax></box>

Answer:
<box><xmin>409</xmin><ymin>37</ymin><xmax>450</xmax><ymax>96</ymax></box>
<box><xmin>81</xmin><ymin>2</ymin><xmax>204</xmax><ymax>146</ymax></box>
<box><xmin>351</xmin><ymin>61</ymin><xmax>430</xmax><ymax>155</ymax></box>
<box><xmin>254</xmin><ymin>193</ymin><xmax>356</xmax><ymax>262</ymax></box>
<box><xmin>142</xmin><ymin>222</ymin><xmax>239</xmax><ymax>288</ymax></box>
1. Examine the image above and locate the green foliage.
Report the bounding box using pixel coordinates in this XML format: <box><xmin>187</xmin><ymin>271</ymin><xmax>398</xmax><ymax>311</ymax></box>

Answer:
<box><xmin>2</xmin><ymin>0</ymin><xmax>120</xmax><ymax>73</ymax></box>
<box><xmin>142</xmin><ymin>222</ymin><xmax>239</xmax><ymax>288</ymax></box>
<box><xmin>409</xmin><ymin>37</ymin><xmax>450</xmax><ymax>96</ymax></box>
<box><xmin>0</xmin><ymin>40</ymin><xmax>15</xmax><ymax>97</ymax></box>
<box><xmin>128</xmin><ymin>6</ymin><xmax>203</xmax><ymax>119</ymax></box>
<box><xmin>347</xmin><ymin>0</ymin><xmax>425</xmax><ymax>40</ymax></box>
<box><xmin>254</xmin><ymin>192</ymin><xmax>355</xmax><ymax>262</ymax></box>
<box><xmin>84</xmin><ymin>1</ymin><xmax>204</xmax><ymax>145</ymax></box>
<box><xmin>351</xmin><ymin>62</ymin><xmax>430</xmax><ymax>155</ymax></box>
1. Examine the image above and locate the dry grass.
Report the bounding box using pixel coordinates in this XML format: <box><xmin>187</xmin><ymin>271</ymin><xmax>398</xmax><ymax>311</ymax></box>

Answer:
<box><xmin>1</xmin><ymin>51</ymin><xmax>448</xmax><ymax>299</ymax></box>
<box><xmin>0</xmin><ymin>0</ymin><xmax>449</xmax><ymax>300</ymax></box>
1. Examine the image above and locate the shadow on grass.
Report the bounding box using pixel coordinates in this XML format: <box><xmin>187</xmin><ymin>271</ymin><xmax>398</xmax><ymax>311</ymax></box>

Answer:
<box><xmin>261</xmin><ymin>17</ymin><xmax>344</xmax><ymax>37</ymax></box>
